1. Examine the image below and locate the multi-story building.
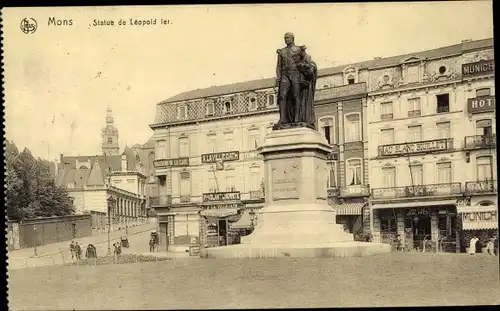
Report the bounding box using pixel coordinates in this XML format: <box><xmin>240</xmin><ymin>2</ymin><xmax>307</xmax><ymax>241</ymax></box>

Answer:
<box><xmin>367</xmin><ymin>38</ymin><xmax>496</xmax><ymax>251</ymax></box>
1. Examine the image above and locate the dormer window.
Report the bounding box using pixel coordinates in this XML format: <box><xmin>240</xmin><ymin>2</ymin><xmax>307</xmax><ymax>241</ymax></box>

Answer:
<box><xmin>249</xmin><ymin>97</ymin><xmax>257</xmax><ymax>111</ymax></box>
<box><xmin>347</xmin><ymin>76</ymin><xmax>355</xmax><ymax>85</ymax></box>
<box><xmin>206</xmin><ymin>102</ymin><xmax>214</xmax><ymax>116</ymax></box>
<box><xmin>177</xmin><ymin>105</ymin><xmax>188</xmax><ymax>120</ymax></box>
<box><xmin>406</xmin><ymin>65</ymin><xmax>420</xmax><ymax>83</ymax></box>
<box><xmin>224</xmin><ymin>101</ymin><xmax>232</xmax><ymax>114</ymax></box>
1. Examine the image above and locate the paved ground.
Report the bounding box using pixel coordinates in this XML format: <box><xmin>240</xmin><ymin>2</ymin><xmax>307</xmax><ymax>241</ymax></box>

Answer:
<box><xmin>8</xmin><ymin>252</ymin><xmax>500</xmax><ymax>310</ymax></box>
<box><xmin>8</xmin><ymin>222</ymin><xmax>157</xmax><ymax>270</ymax></box>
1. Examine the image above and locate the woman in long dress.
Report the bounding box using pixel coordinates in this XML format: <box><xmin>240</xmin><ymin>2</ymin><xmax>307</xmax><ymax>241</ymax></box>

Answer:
<box><xmin>469</xmin><ymin>235</ymin><xmax>479</xmax><ymax>255</ymax></box>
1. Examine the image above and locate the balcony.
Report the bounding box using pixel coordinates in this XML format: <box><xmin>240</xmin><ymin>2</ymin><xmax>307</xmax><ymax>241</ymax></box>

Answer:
<box><xmin>437</xmin><ymin>106</ymin><xmax>450</xmax><ymax>113</ymax></box>
<box><xmin>249</xmin><ymin>190</ymin><xmax>264</xmax><ymax>200</ymax></box>
<box><xmin>327</xmin><ymin>187</ymin><xmax>340</xmax><ymax>198</ymax></box>
<box><xmin>464</xmin><ymin>134</ymin><xmax>496</xmax><ymax>150</ymax></box>
<box><xmin>408</xmin><ymin>110</ymin><xmax>421</xmax><ymax>118</ymax></box>
<box><xmin>381</xmin><ymin>113</ymin><xmax>393</xmax><ymax>121</ymax></box>
<box><xmin>180</xmin><ymin>195</ymin><xmax>191</xmax><ymax>203</ymax></box>
<box><xmin>378</xmin><ymin>138</ymin><xmax>454</xmax><ymax>157</ymax></box>
<box><xmin>340</xmin><ymin>184</ymin><xmax>370</xmax><ymax>197</ymax></box>
<box><xmin>465</xmin><ymin>180</ymin><xmax>497</xmax><ymax>195</ymax></box>
<box><xmin>371</xmin><ymin>182</ymin><xmax>462</xmax><ymax>200</ymax></box>
<box><xmin>149</xmin><ymin>195</ymin><xmax>172</xmax><ymax>207</ymax></box>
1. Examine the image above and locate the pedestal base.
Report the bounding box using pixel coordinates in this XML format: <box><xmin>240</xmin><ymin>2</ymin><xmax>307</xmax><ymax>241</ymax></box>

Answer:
<box><xmin>200</xmin><ymin>241</ymin><xmax>391</xmax><ymax>259</ymax></box>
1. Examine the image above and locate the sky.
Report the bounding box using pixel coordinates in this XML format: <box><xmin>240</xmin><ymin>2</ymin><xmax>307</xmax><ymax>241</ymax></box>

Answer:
<box><xmin>3</xmin><ymin>1</ymin><xmax>494</xmax><ymax>161</ymax></box>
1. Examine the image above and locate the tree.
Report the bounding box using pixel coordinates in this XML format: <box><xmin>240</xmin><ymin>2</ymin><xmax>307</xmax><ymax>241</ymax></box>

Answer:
<box><xmin>4</xmin><ymin>140</ymin><xmax>75</xmax><ymax>221</ymax></box>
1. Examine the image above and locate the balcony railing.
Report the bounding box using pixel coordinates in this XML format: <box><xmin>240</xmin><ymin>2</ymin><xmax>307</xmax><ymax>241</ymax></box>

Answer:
<box><xmin>149</xmin><ymin>195</ymin><xmax>172</xmax><ymax>206</ymax></box>
<box><xmin>180</xmin><ymin>195</ymin><xmax>191</xmax><ymax>203</ymax></box>
<box><xmin>437</xmin><ymin>106</ymin><xmax>450</xmax><ymax>113</ymax></box>
<box><xmin>381</xmin><ymin>113</ymin><xmax>394</xmax><ymax>121</ymax></box>
<box><xmin>327</xmin><ymin>187</ymin><xmax>340</xmax><ymax>198</ymax></box>
<box><xmin>464</xmin><ymin>134</ymin><xmax>496</xmax><ymax>150</ymax></box>
<box><xmin>378</xmin><ymin>138</ymin><xmax>454</xmax><ymax>157</ymax></box>
<box><xmin>249</xmin><ymin>190</ymin><xmax>264</xmax><ymax>199</ymax></box>
<box><xmin>465</xmin><ymin>180</ymin><xmax>497</xmax><ymax>195</ymax></box>
<box><xmin>340</xmin><ymin>184</ymin><xmax>370</xmax><ymax>197</ymax></box>
<box><xmin>371</xmin><ymin>182</ymin><xmax>462</xmax><ymax>200</ymax></box>
<box><xmin>408</xmin><ymin>110</ymin><xmax>421</xmax><ymax>117</ymax></box>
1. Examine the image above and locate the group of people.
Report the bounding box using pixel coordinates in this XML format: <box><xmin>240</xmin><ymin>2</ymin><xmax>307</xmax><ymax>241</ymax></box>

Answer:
<box><xmin>69</xmin><ymin>241</ymin><xmax>98</xmax><ymax>263</ymax></box>
<box><xmin>469</xmin><ymin>235</ymin><xmax>497</xmax><ymax>255</ymax></box>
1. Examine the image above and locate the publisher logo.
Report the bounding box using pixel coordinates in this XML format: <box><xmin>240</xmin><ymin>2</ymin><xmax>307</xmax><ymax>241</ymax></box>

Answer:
<box><xmin>20</xmin><ymin>18</ymin><xmax>37</xmax><ymax>34</ymax></box>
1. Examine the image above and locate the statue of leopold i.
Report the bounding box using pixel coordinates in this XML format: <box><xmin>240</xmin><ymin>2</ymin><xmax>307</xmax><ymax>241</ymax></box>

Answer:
<box><xmin>273</xmin><ymin>32</ymin><xmax>318</xmax><ymax>130</ymax></box>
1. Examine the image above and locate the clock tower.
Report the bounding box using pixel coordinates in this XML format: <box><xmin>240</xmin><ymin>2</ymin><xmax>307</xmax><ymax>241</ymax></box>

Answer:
<box><xmin>101</xmin><ymin>108</ymin><xmax>120</xmax><ymax>155</ymax></box>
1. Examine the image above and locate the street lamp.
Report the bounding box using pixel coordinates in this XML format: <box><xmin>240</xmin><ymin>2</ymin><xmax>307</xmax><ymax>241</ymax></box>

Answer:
<box><xmin>107</xmin><ymin>195</ymin><xmax>115</xmax><ymax>255</ymax></box>
<box><xmin>33</xmin><ymin>225</ymin><xmax>38</xmax><ymax>256</ymax></box>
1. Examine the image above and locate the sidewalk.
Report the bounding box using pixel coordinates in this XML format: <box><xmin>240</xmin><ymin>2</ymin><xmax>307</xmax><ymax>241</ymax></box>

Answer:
<box><xmin>8</xmin><ymin>222</ymin><xmax>156</xmax><ymax>260</ymax></box>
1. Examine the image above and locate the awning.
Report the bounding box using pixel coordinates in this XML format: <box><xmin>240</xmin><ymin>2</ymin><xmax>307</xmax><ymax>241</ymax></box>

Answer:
<box><xmin>459</xmin><ymin>207</ymin><xmax>498</xmax><ymax>230</ymax></box>
<box><xmin>332</xmin><ymin>203</ymin><xmax>364</xmax><ymax>215</ymax></box>
<box><xmin>231</xmin><ymin>209</ymin><xmax>257</xmax><ymax>229</ymax></box>
<box><xmin>372</xmin><ymin>199</ymin><xmax>457</xmax><ymax>210</ymax></box>
<box><xmin>200</xmin><ymin>208</ymin><xmax>239</xmax><ymax>218</ymax></box>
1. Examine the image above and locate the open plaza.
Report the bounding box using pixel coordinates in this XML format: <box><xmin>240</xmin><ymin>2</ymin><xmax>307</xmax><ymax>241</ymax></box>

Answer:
<box><xmin>8</xmin><ymin>252</ymin><xmax>500</xmax><ymax>310</ymax></box>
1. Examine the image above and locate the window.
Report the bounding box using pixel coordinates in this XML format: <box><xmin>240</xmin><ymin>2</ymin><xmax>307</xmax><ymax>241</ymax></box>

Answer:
<box><xmin>407</xmin><ymin>98</ymin><xmax>421</xmax><ymax>117</ymax></box>
<box><xmin>410</xmin><ymin>165</ymin><xmax>423</xmax><ymax>185</ymax></box>
<box><xmin>347</xmin><ymin>77</ymin><xmax>355</xmax><ymax>85</ymax></box>
<box><xmin>249</xmin><ymin>97</ymin><xmax>257</xmax><ymax>111</ymax></box>
<box><xmin>319</xmin><ymin>117</ymin><xmax>335</xmax><ymax>145</ymax></box>
<box><xmin>438</xmin><ymin>66</ymin><xmax>447</xmax><ymax>75</ymax></box>
<box><xmin>436</xmin><ymin>94</ymin><xmax>449</xmax><ymax>113</ymax></box>
<box><xmin>267</xmin><ymin>94</ymin><xmax>276</xmax><ymax>107</ymax></box>
<box><xmin>380</xmin><ymin>102</ymin><xmax>393</xmax><ymax>120</ymax></box>
<box><xmin>178</xmin><ymin>106</ymin><xmax>188</xmax><ymax>120</ymax></box>
<box><xmin>107</xmin><ymin>137</ymin><xmax>113</xmax><ymax>144</ymax></box>
<box><xmin>476</xmin><ymin>119</ymin><xmax>493</xmax><ymax>137</ymax></box>
<box><xmin>249</xmin><ymin>134</ymin><xmax>259</xmax><ymax>150</ymax></box>
<box><xmin>180</xmin><ymin>171</ymin><xmax>191</xmax><ymax>196</ymax></box>
<box><xmin>437</xmin><ymin>162</ymin><xmax>452</xmax><ymax>184</ymax></box>
<box><xmin>407</xmin><ymin>125</ymin><xmax>422</xmax><ymax>142</ymax></box>
<box><xmin>344</xmin><ymin>114</ymin><xmax>361</xmax><ymax>142</ymax></box>
<box><xmin>346</xmin><ymin>159</ymin><xmax>362</xmax><ymax>186</ymax></box>
<box><xmin>206</xmin><ymin>103</ymin><xmax>214</xmax><ymax>116</ymax></box>
<box><xmin>476</xmin><ymin>88</ymin><xmax>491</xmax><ymax>97</ymax></box>
<box><xmin>156</xmin><ymin>140</ymin><xmax>166</xmax><ymax>159</ymax></box>
<box><xmin>206</xmin><ymin>136</ymin><xmax>216</xmax><ymax>153</ymax></box>
<box><xmin>436</xmin><ymin>122</ymin><xmax>451</xmax><ymax>139</ymax></box>
<box><xmin>224</xmin><ymin>101</ymin><xmax>232</xmax><ymax>114</ymax></box>
<box><xmin>406</xmin><ymin>65</ymin><xmax>419</xmax><ymax>83</ymax></box>
<box><xmin>148</xmin><ymin>152</ymin><xmax>155</xmax><ymax>174</ymax></box>
<box><xmin>250</xmin><ymin>167</ymin><xmax>261</xmax><ymax>191</ymax></box>
<box><xmin>476</xmin><ymin>156</ymin><xmax>492</xmax><ymax>181</ymax></box>
<box><xmin>208</xmin><ymin>175</ymin><xmax>217</xmax><ymax>193</ymax></box>
<box><xmin>225</xmin><ymin>137</ymin><xmax>234</xmax><ymax>152</ymax></box>
<box><xmin>382</xmin><ymin>167</ymin><xmax>396</xmax><ymax>188</ymax></box>
<box><xmin>327</xmin><ymin>163</ymin><xmax>336</xmax><ymax>188</ymax></box>
<box><xmin>179</xmin><ymin>137</ymin><xmax>189</xmax><ymax>157</ymax></box>
<box><xmin>225</xmin><ymin>171</ymin><xmax>236</xmax><ymax>192</ymax></box>
<box><xmin>381</xmin><ymin>128</ymin><xmax>395</xmax><ymax>145</ymax></box>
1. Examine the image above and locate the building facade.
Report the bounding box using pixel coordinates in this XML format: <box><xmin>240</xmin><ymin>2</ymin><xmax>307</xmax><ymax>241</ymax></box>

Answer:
<box><xmin>150</xmin><ymin>38</ymin><xmax>496</xmax><ymax>252</ymax></box>
<box><xmin>367</xmin><ymin>39</ymin><xmax>496</xmax><ymax>251</ymax></box>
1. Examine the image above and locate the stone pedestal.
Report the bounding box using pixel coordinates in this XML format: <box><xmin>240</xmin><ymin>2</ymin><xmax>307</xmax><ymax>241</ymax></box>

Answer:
<box><xmin>201</xmin><ymin>127</ymin><xmax>391</xmax><ymax>258</ymax></box>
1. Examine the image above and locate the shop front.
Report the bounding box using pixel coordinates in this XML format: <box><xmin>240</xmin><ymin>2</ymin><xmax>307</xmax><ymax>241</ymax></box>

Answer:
<box><xmin>198</xmin><ymin>191</ymin><xmax>243</xmax><ymax>248</ymax></box>
<box><xmin>457</xmin><ymin>197</ymin><xmax>498</xmax><ymax>253</ymax></box>
<box><xmin>331</xmin><ymin>202</ymin><xmax>364</xmax><ymax>236</ymax></box>
<box><xmin>372</xmin><ymin>199</ymin><xmax>458</xmax><ymax>252</ymax></box>
<box><xmin>157</xmin><ymin>209</ymin><xmax>200</xmax><ymax>252</ymax></box>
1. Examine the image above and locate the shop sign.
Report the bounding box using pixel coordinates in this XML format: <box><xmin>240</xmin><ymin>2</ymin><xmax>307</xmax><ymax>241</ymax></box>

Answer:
<box><xmin>405</xmin><ymin>208</ymin><xmax>429</xmax><ymax>217</ymax></box>
<box><xmin>462</xmin><ymin>59</ymin><xmax>495</xmax><ymax>78</ymax></box>
<box><xmin>378</xmin><ymin>139</ymin><xmax>451</xmax><ymax>157</ymax></box>
<box><xmin>467</xmin><ymin>96</ymin><xmax>495</xmax><ymax>114</ymax></box>
<box><xmin>461</xmin><ymin>210</ymin><xmax>497</xmax><ymax>222</ymax></box>
<box><xmin>153</xmin><ymin>157</ymin><xmax>189</xmax><ymax>168</ymax></box>
<box><xmin>315</xmin><ymin>82</ymin><xmax>367</xmax><ymax>101</ymax></box>
<box><xmin>202</xmin><ymin>191</ymin><xmax>240</xmax><ymax>202</ymax></box>
<box><xmin>201</xmin><ymin>151</ymin><xmax>239</xmax><ymax>163</ymax></box>
<box><xmin>203</xmin><ymin>203</ymin><xmax>240</xmax><ymax>210</ymax></box>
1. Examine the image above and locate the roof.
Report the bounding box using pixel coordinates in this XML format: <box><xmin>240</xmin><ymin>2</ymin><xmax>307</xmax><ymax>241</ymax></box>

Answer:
<box><xmin>161</xmin><ymin>38</ymin><xmax>493</xmax><ymax>104</ymax></box>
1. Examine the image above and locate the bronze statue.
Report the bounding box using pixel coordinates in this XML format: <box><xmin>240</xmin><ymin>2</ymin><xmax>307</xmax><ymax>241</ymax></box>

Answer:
<box><xmin>274</xmin><ymin>32</ymin><xmax>317</xmax><ymax>130</ymax></box>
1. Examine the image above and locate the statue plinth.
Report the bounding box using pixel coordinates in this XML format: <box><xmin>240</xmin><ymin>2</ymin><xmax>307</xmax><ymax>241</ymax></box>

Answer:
<box><xmin>201</xmin><ymin>127</ymin><xmax>391</xmax><ymax>259</ymax></box>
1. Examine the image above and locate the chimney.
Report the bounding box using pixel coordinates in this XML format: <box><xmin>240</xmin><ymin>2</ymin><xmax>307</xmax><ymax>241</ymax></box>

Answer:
<box><xmin>121</xmin><ymin>154</ymin><xmax>127</xmax><ymax>172</ymax></box>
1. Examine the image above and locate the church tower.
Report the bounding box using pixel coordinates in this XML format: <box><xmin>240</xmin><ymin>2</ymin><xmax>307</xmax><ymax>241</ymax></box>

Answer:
<box><xmin>101</xmin><ymin>108</ymin><xmax>120</xmax><ymax>155</ymax></box>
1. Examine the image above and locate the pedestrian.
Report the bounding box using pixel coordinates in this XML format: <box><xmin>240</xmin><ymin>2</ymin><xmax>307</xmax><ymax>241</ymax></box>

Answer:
<box><xmin>486</xmin><ymin>237</ymin><xmax>496</xmax><ymax>256</ymax></box>
<box><xmin>75</xmin><ymin>242</ymin><xmax>82</xmax><ymax>261</ymax></box>
<box><xmin>69</xmin><ymin>241</ymin><xmax>75</xmax><ymax>261</ymax></box>
<box><xmin>86</xmin><ymin>244</ymin><xmax>98</xmax><ymax>265</ymax></box>
<box><xmin>149</xmin><ymin>237</ymin><xmax>155</xmax><ymax>252</ymax></box>
<box><xmin>113</xmin><ymin>242</ymin><xmax>122</xmax><ymax>263</ymax></box>
<box><xmin>469</xmin><ymin>235</ymin><xmax>479</xmax><ymax>255</ymax></box>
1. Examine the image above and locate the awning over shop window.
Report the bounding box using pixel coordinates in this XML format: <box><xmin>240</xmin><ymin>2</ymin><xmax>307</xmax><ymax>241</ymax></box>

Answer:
<box><xmin>372</xmin><ymin>199</ymin><xmax>457</xmax><ymax>210</ymax></box>
<box><xmin>231</xmin><ymin>209</ymin><xmax>257</xmax><ymax>229</ymax></box>
<box><xmin>332</xmin><ymin>203</ymin><xmax>364</xmax><ymax>215</ymax></box>
<box><xmin>200</xmin><ymin>208</ymin><xmax>239</xmax><ymax>218</ymax></box>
